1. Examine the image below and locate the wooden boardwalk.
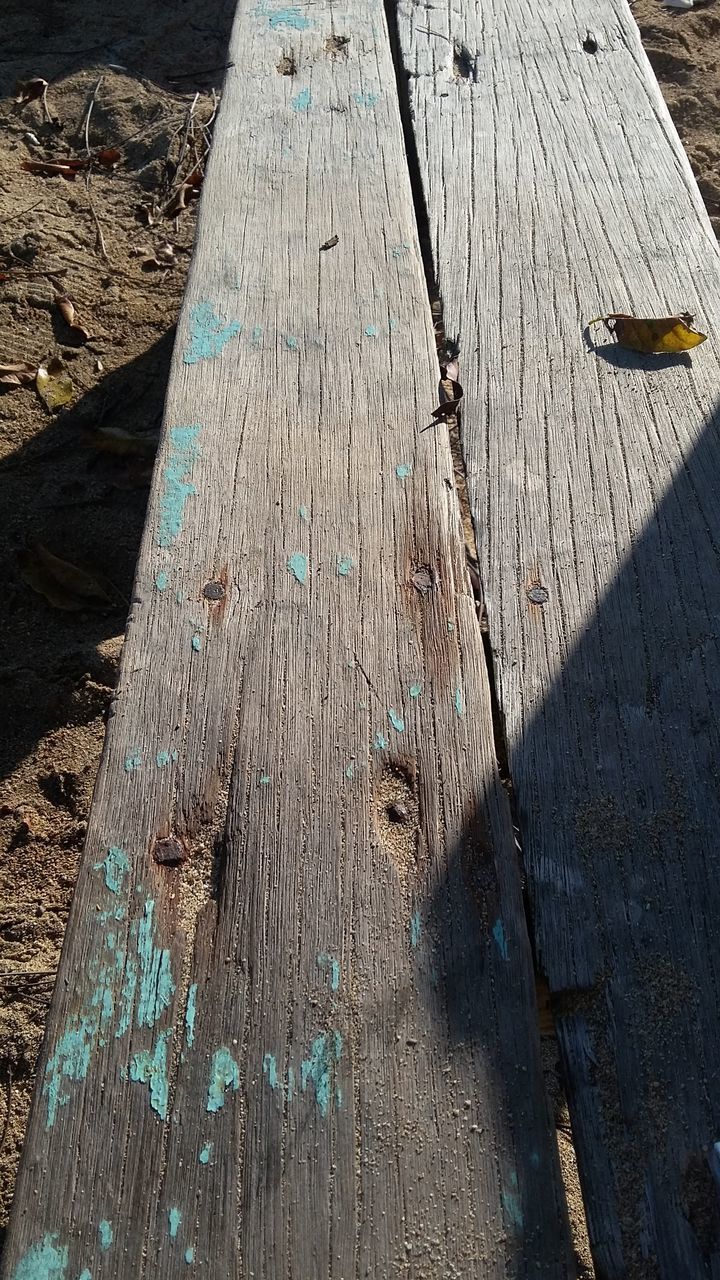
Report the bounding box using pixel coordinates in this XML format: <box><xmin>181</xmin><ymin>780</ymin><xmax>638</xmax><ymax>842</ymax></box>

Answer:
<box><xmin>4</xmin><ymin>0</ymin><xmax>720</xmax><ymax>1276</ymax></box>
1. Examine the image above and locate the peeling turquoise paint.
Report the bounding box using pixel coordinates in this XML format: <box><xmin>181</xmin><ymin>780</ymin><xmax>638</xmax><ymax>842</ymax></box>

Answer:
<box><xmin>492</xmin><ymin>918</ymin><xmax>509</xmax><ymax>961</ymax></box>
<box><xmin>344</xmin><ymin>762</ymin><xmax>355</xmax><ymax>780</ymax></box>
<box><xmin>389</xmin><ymin>318</ymin><xmax>398</xmax><ymax>332</ymax></box>
<box><xmin>199</xmin><ymin>1141</ymin><xmax>213</xmax><ymax>1165</ymax></box>
<box><xmin>354</xmin><ymin>91</ymin><xmax>378</xmax><ymax>108</ymax></box>
<box><xmin>395</xmin><ymin>462</ymin><xmax>412</xmax><ymax>479</ymax></box>
<box><xmin>287</xmin><ymin>1066</ymin><xmax>296</xmax><ymax>1103</ymax></box>
<box><xmin>93</xmin><ymin>846</ymin><xmax>129</xmax><ymax>894</ymax></box>
<box><xmin>447</xmin><ymin>619</ymin><xmax>455</xmax><ymax>633</ymax></box>
<box><xmin>388</xmin><ymin>708</ymin><xmax>405</xmax><ymax>733</ymax></box>
<box><xmin>373</xmin><ymin>731</ymin><xmax>388</xmax><ymax>750</ymax></box>
<box><xmin>391</xmin><ymin>242</ymin><xmax>410</xmax><ymax>258</ymax></box>
<box><xmin>11</xmin><ymin>1233</ymin><xmax>68</xmax><ymax>1279</ymax></box>
<box><xmin>185</xmin><ymin>1249</ymin><xmax>195</xmax><ymax>1265</ymax></box>
<box><xmin>251</xmin><ymin>324</ymin><xmax>263</xmax><ymax>343</ymax></box>
<box><xmin>299</xmin><ymin>505</ymin><xmax>309</xmax><ymax>522</ymax></box>
<box><xmin>364</xmin><ymin>324</ymin><xmax>378</xmax><ymax>338</ymax></box>
<box><xmin>301</xmin><ymin>1031</ymin><xmax>342</xmax><ymax>1118</ymax></box>
<box><xmin>44</xmin><ymin>1015</ymin><xmax>94</xmax><ymax>1128</ymax></box>
<box><xmin>454</xmin><ymin>687</ymin><xmax>464</xmax><ymax>716</ymax></box>
<box><xmin>78</xmin><ymin>1271</ymin><xmax>92</xmax><ymax>1280</ymax></box>
<box><xmin>156</xmin><ymin>749</ymin><xmax>176</xmax><ymax>768</ymax></box>
<box><xmin>263</xmin><ymin>1053</ymin><xmax>279</xmax><ymax>1090</ymax></box>
<box><xmin>185</xmin><ymin>984</ymin><xmax>198</xmax><ymax>1047</ymax></box>
<box><xmin>116</xmin><ymin>897</ymin><xmax>175</xmax><ymax>1037</ymax></box>
<box><xmin>155</xmin><ymin>570</ymin><xmax>169</xmax><ymax>592</ymax></box>
<box><xmin>158</xmin><ymin>425</ymin><xmax>202</xmax><ymax>548</ymax></box>
<box><xmin>98</xmin><ymin>1221</ymin><xmax>112</xmax><ymax>1252</ymax></box>
<box><xmin>287</xmin><ymin>552</ymin><xmax>308</xmax><ymax>584</ymax></box>
<box><xmin>409</xmin><ymin>682</ymin><xmax>422</xmax><ymax>699</ymax></box>
<box><xmin>410</xmin><ymin>912</ymin><xmax>421</xmax><ymax>948</ymax></box>
<box><xmin>337</xmin><ymin>555</ymin><xmax>353</xmax><ymax>577</ymax></box>
<box><xmin>183</xmin><ymin>302</ymin><xmax>241</xmax><ymax>365</ymax></box>
<box><xmin>176</xmin><ymin>589</ymin><xmax>184</xmax><ymax>604</ymax></box>
<box><xmin>168</xmin><ymin>1208</ymin><xmax>182</xmax><ymax>1240</ymax></box>
<box><xmin>124</xmin><ymin>751</ymin><xmax>142</xmax><ymax>773</ymax></box>
<box><xmin>259</xmin><ymin>774</ymin><xmax>271</xmax><ymax>786</ymax></box>
<box><xmin>191</xmin><ymin>634</ymin><xmax>202</xmax><ymax>652</ymax></box>
<box><xmin>502</xmin><ymin>1171</ymin><xmax>523</xmax><ymax>1231</ymax></box>
<box><xmin>129</xmin><ymin>1028</ymin><xmax>171</xmax><ymax>1119</ymax></box>
<box><xmin>98</xmin><ymin>906</ymin><xmax>125</xmax><ymax>924</ymax></box>
<box><xmin>291</xmin><ymin>88</ymin><xmax>311</xmax><ymax>111</ymax></box>
<box><xmin>317</xmin><ymin>953</ymin><xmax>341</xmax><ymax>992</ymax></box>
<box><xmin>285</xmin><ymin>335</ymin><xmax>299</xmax><ymax>350</ymax></box>
<box><xmin>207</xmin><ymin>1047</ymin><xmax>240</xmax><ymax>1112</ymax></box>
<box><xmin>254</xmin><ymin>2</ymin><xmax>310</xmax><ymax>29</ymax></box>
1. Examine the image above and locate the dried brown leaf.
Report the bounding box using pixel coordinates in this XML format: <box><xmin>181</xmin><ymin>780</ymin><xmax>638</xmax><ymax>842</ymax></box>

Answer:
<box><xmin>54</xmin><ymin>293</ymin><xmax>91</xmax><ymax>343</ymax></box>
<box><xmin>0</xmin><ymin>361</ymin><xmax>36</xmax><ymax>388</ymax></box>
<box><xmin>18</xmin><ymin>542</ymin><xmax>114</xmax><ymax>611</ymax></box>
<box><xmin>96</xmin><ymin>147</ymin><xmax>122</xmax><ymax>169</ymax></box>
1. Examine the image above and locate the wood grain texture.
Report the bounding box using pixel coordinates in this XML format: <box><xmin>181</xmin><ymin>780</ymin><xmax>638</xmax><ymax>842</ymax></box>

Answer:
<box><xmin>1</xmin><ymin>3</ymin><xmax>573</xmax><ymax>1276</ymax></box>
<box><xmin>395</xmin><ymin>0</ymin><xmax>720</xmax><ymax>1273</ymax></box>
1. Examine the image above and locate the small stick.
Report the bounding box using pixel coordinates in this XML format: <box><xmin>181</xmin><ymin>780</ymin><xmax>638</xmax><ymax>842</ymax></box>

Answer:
<box><xmin>82</xmin><ymin>76</ymin><xmax>104</xmax><ymax>155</ymax></box>
<box><xmin>174</xmin><ymin>92</ymin><xmax>199</xmax><ymax>183</ymax></box>
<box><xmin>0</xmin><ymin>199</ymin><xmax>44</xmax><ymax>225</ymax></box>
<box><xmin>85</xmin><ymin>173</ymin><xmax>109</xmax><ymax>262</ymax></box>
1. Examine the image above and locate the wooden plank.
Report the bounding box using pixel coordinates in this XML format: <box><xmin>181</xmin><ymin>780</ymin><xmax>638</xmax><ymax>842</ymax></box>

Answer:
<box><xmin>395</xmin><ymin>0</ymin><xmax>720</xmax><ymax>1274</ymax></box>
<box><xmin>1</xmin><ymin>3</ymin><xmax>574</xmax><ymax>1276</ymax></box>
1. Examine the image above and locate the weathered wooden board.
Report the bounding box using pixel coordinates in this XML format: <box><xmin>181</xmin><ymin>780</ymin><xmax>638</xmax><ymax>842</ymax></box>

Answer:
<box><xmin>396</xmin><ymin>0</ymin><xmax>720</xmax><ymax>1274</ymax></box>
<box><xmin>1</xmin><ymin>3</ymin><xmax>574</xmax><ymax>1277</ymax></box>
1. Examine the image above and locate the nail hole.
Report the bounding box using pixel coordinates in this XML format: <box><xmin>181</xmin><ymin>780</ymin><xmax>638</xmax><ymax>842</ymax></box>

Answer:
<box><xmin>582</xmin><ymin>31</ymin><xmax>598</xmax><ymax>53</ymax></box>
<box><xmin>325</xmin><ymin>34</ymin><xmax>350</xmax><ymax>57</ymax></box>
<box><xmin>276</xmin><ymin>52</ymin><xmax>296</xmax><ymax>75</ymax></box>
<box><xmin>387</xmin><ymin>801</ymin><xmax>408</xmax><ymax>824</ymax></box>
<box><xmin>527</xmin><ymin>585</ymin><xmax>549</xmax><ymax>605</ymax></box>
<box><xmin>452</xmin><ymin>42</ymin><xmax>475</xmax><ymax>81</ymax></box>
<box><xmin>203</xmin><ymin>581</ymin><xmax>226</xmax><ymax>601</ymax></box>
<box><xmin>411</xmin><ymin>564</ymin><xmax>436</xmax><ymax>594</ymax></box>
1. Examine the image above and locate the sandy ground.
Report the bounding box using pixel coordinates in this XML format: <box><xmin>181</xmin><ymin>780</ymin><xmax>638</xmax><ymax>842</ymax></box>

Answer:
<box><xmin>0</xmin><ymin>0</ymin><xmax>717</xmax><ymax>1265</ymax></box>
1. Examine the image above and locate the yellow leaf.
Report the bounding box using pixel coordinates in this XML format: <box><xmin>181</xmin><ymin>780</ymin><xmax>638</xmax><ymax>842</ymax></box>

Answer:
<box><xmin>588</xmin><ymin>312</ymin><xmax>707</xmax><ymax>354</ymax></box>
<box><xmin>36</xmin><ymin>358</ymin><xmax>74</xmax><ymax>411</ymax></box>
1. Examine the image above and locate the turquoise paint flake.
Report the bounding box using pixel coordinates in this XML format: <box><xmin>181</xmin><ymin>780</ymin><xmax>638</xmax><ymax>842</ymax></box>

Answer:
<box><xmin>317</xmin><ymin>953</ymin><xmax>341</xmax><ymax>992</ymax></box>
<box><xmin>299</xmin><ymin>505</ymin><xmax>309</xmax><ymax>522</ymax></box>
<box><xmin>263</xmin><ymin>1053</ymin><xmax>279</xmax><ymax>1090</ymax></box>
<box><xmin>354</xmin><ymin>91</ymin><xmax>378</xmax><ymax>108</ymax></box>
<box><xmin>502</xmin><ymin>1171</ymin><xmax>524</xmax><ymax>1231</ymax></box>
<box><xmin>207</xmin><ymin>1047</ymin><xmax>240</xmax><ymax>1112</ymax></box>
<box><xmin>185</xmin><ymin>1249</ymin><xmax>195</xmax><ymax>1265</ymax></box>
<box><xmin>254</xmin><ymin>2</ymin><xmax>310</xmax><ymax>29</ymax></box>
<box><xmin>388</xmin><ymin>708</ymin><xmax>405</xmax><ymax>733</ymax></box>
<box><xmin>259</xmin><ymin>774</ymin><xmax>271</xmax><ymax>786</ymax></box>
<box><xmin>300</xmin><ymin>1031</ymin><xmax>342</xmax><ymax>1118</ymax></box>
<box><xmin>93</xmin><ymin>846</ymin><xmax>129</xmax><ymax>894</ymax></box>
<box><xmin>287</xmin><ymin>552</ymin><xmax>308</xmax><ymax>584</ymax></box>
<box><xmin>158</xmin><ymin>424</ymin><xmax>202</xmax><ymax>548</ymax></box>
<box><xmin>395</xmin><ymin>462</ymin><xmax>412</xmax><ymax>479</ymax></box>
<box><xmin>199</xmin><ymin>1141</ymin><xmax>213</xmax><ymax>1165</ymax></box>
<box><xmin>454</xmin><ymin>687</ymin><xmax>464</xmax><ymax>716</ymax></box>
<box><xmin>168</xmin><ymin>1208</ymin><xmax>182</xmax><ymax>1240</ymax></box>
<box><xmin>12</xmin><ymin>1233</ymin><xmax>68</xmax><ymax>1280</ymax></box>
<box><xmin>373</xmin><ymin>731</ymin><xmax>388</xmax><ymax>750</ymax></box>
<box><xmin>78</xmin><ymin>1272</ymin><xmax>92</xmax><ymax>1280</ymax></box>
<box><xmin>391</xmin><ymin>242</ymin><xmax>410</xmax><ymax>258</ymax></box>
<box><xmin>129</xmin><ymin>1028</ymin><xmax>171</xmax><ymax>1120</ymax></box>
<box><xmin>291</xmin><ymin>88</ymin><xmax>311</xmax><ymax>111</ymax></box>
<box><xmin>185</xmin><ymin>984</ymin><xmax>198</xmax><ymax>1047</ymax></box>
<box><xmin>191</xmin><ymin>634</ymin><xmax>202</xmax><ymax>652</ymax></box>
<box><xmin>44</xmin><ymin>1015</ymin><xmax>94</xmax><ymax>1128</ymax></box>
<box><xmin>251</xmin><ymin>324</ymin><xmax>263</xmax><ymax>343</ymax></box>
<box><xmin>136</xmin><ymin>899</ymin><xmax>175</xmax><ymax>1027</ymax></box>
<box><xmin>124</xmin><ymin>751</ymin><xmax>142</xmax><ymax>773</ymax></box>
<box><xmin>156</xmin><ymin>749</ymin><xmax>174</xmax><ymax>768</ymax></box>
<box><xmin>410</xmin><ymin>911</ymin><xmax>421</xmax><ymax>948</ymax></box>
<box><xmin>344</xmin><ymin>762</ymin><xmax>355</xmax><ymax>780</ymax></box>
<box><xmin>285</xmin><ymin>335</ymin><xmax>299</xmax><ymax>350</ymax></box>
<box><xmin>183</xmin><ymin>302</ymin><xmax>241</xmax><ymax>365</ymax></box>
<box><xmin>98</xmin><ymin>1221</ymin><xmax>113</xmax><ymax>1252</ymax></box>
<box><xmin>389</xmin><ymin>318</ymin><xmax>399</xmax><ymax>332</ymax></box>
<box><xmin>155</xmin><ymin>570</ymin><xmax>169</xmax><ymax>592</ymax></box>
<box><xmin>337</xmin><ymin>555</ymin><xmax>353</xmax><ymax>577</ymax></box>
<box><xmin>287</xmin><ymin>1066</ymin><xmax>296</xmax><ymax>1103</ymax></box>
<box><xmin>409</xmin><ymin>682</ymin><xmax>422</xmax><ymax>699</ymax></box>
<box><xmin>492</xmin><ymin>918</ymin><xmax>509</xmax><ymax>962</ymax></box>
<box><xmin>364</xmin><ymin>324</ymin><xmax>378</xmax><ymax>338</ymax></box>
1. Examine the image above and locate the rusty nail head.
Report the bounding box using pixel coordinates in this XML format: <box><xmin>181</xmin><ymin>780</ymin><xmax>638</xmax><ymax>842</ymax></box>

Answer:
<box><xmin>203</xmin><ymin>581</ymin><xmax>225</xmax><ymax>601</ymax></box>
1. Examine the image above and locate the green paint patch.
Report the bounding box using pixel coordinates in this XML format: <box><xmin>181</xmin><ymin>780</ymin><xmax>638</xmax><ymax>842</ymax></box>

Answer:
<box><xmin>129</xmin><ymin>1029</ymin><xmax>171</xmax><ymax>1119</ymax></box>
<box><xmin>11</xmin><ymin>1233</ymin><xmax>68</xmax><ymax>1280</ymax></box>
<box><xmin>124</xmin><ymin>751</ymin><xmax>142</xmax><ymax>773</ymax></box>
<box><xmin>364</xmin><ymin>324</ymin><xmax>378</xmax><ymax>338</ymax></box>
<box><xmin>301</xmin><ymin>1031</ymin><xmax>342</xmax><ymax>1117</ymax></box>
<box><xmin>98</xmin><ymin>1221</ymin><xmax>113</xmax><ymax>1251</ymax></box>
<box><xmin>158</xmin><ymin>425</ymin><xmax>202</xmax><ymax>548</ymax></box>
<box><xmin>317</xmin><ymin>953</ymin><xmax>341</xmax><ymax>992</ymax></box>
<box><xmin>454</xmin><ymin>687</ymin><xmax>464</xmax><ymax>716</ymax></box>
<box><xmin>185</xmin><ymin>983</ymin><xmax>198</xmax><ymax>1047</ymax></box>
<box><xmin>191</xmin><ymin>633</ymin><xmax>202</xmax><ymax>652</ymax></box>
<box><xmin>337</xmin><ymin>555</ymin><xmax>353</xmax><ymax>577</ymax></box>
<box><xmin>185</xmin><ymin>1249</ymin><xmax>195</xmax><ymax>1265</ymax></box>
<box><xmin>395</xmin><ymin>462</ymin><xmax>412</xmax><ymax>479</ymax></box>
<box><xmin>388</xmin><ymin>708</ymin><xmax>405</xmax><ymax>733</ymax></box>
<box><xmin>287</xmin><ymin>552</ymin><xmax>308</xmax><ymax>584</ymax></box>
<box><xmin>409</xmin><ymin>682</ymin><xmax>422</xmax><ymax>699</ymax></box>
<box><xmin>93</xmin><ymin>846</ymin><xmax>129</xmax><ymax>894</ymax></box>
<box><xmin>299</xmin><ymin>505</ymin><xmax>309</xmax><ymax>522</ymax></box>
<box><xmin>373</xmin><ymin>731</ymin><xmax>388</xmax><ymax>750</ymax></box>
<box><xmin>155</xmin><ymin>570</ymin><xmax>169</xmax><ymax>591</ymax></box>
<box><xmin>259</xmin><ymin>774</ymin><xmax>271</xmax><ymax>786</ymax></box>
<box><xmin>410</xmin><ymin>912</ymin><xmax>421</xmax><ymax>948</ymax></box>
<box><xmin>344</xmin><ymin>761</ymin><xmax>355</xmax><ymax>780</ymax></box>
<box><xmin>199</xmin><ymin>1141</ymin><xmax>213</xmax><ymax>1165</ymax></box>
<box><xmin>183</xmin><ymin>302</ymin><xmax>241</xmax><ymax>365</ymax></box>
<box><xmin>291</xmin><ymin>88</ymin><xmax>311</xmax><ymax>111</ymax></box>
<box><xmin>168</xmin><ymin>1208</ymin><xmax>182</xmax><ymax>1240</ymax></box>
<box><xmin>207</xmin><ymin>1047</ymin><xmax>240</xmax><ymax>1112</ymax></box>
